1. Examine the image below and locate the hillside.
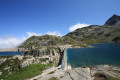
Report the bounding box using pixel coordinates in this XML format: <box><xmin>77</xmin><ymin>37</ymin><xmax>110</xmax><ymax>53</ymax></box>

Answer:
<box><xmin>18</xmin><ymin>35</ymin><xmax>86</xmax><ymax>49</ymax></box>
<box><xmin>18</xmin><ymin>14</ymin><xmax>120</xmax><ymax>49</ymax></box>
<box><xmin>19</xmin><ymin>14</ymin><xmax>120</xmax><ymax>49</ymax></box>
<box><xmin>66</xmin><ymin>14</ymin><xmax>120</xmax><ymax>44</ymax></box>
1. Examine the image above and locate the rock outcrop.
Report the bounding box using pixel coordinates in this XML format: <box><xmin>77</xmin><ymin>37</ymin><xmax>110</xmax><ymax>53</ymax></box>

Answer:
<box><xmin>60</xmin><ymin>67</ymin><xmax>92</xmax><ymax>80</ymax></box>
<box><xmin>91</xmin><ymin>65</ymin><xmax>120</xmax><ymax>79</ymax></box>
<box><xmin>0</xmin><ymin>58</ymin><xmax>7</xmax><ymax>65</ymax></box>
<box><xmin>22</xmin><ymin>45</ymin><xmax>71</xmax><ymax>66</ymax></box>
<box><xmin>30</xmin><ymin>65</ymin><xmax>120</xmax><ymax>80</ymax></box>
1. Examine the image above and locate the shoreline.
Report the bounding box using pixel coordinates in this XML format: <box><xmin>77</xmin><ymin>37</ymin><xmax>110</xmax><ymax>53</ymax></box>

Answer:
<box><xmin>0</xmin><ymin>48</ymin><xmax>18</xmax><ymax>52</ymax></box>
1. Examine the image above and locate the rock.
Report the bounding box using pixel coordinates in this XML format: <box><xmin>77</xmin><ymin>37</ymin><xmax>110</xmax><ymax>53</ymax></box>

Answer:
<box><xmin>28</xmin><ymin>66</ymin><xmax>65</xmax><ymax>80</ymax></box>
<box><xmin>91</xmin><ymin>65</ymin><xmax>120</xmax><ymax>79</ymax></box>
<box><xmin>12</xmin><ymin>55</ymin><xmax>24</xmax><ymax>60</ymax></box>
<box><xmin>22</xmin><ymin>46</ymin><xmax>71</xmax><ymax>66</ymax></box>
<box><xmin>60</xmin><ymin>68</ymin><xmax>92</xmax><ymax>80</ymax></box>
<box><xmin>60</xmin><ymin>65</ymin><xmax>120</xmax><ymax>80</ymax></box>
<box><xmin>28</xmin><ymin>65</ymin><xmax>120</xmax><ymax>80</ymax></box>
<box><xmin>0</xmin><ymin>72</ymin><xmax>2</xmax><ymax>75</ymax></box>
<box><xmin>0</xmin><ymin>58</ymin><xmax>7</xmax><ymax>65</ymax></box>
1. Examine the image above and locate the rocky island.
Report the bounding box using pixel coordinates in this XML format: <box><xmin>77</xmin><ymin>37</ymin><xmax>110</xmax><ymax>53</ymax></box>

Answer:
<box><xmin>0</xmin><ymin>14</ymin><xmax>120</xmax><ymax>80</ymax></box>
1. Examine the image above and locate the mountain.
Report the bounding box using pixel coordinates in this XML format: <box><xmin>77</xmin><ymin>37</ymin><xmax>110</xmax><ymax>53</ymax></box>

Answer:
<box><xmin>104</xmin><ymin>14</ymin><xmax>120</xmax><ymax>27</ymax></box>
<box><xmin>66</xmin><ymin>14</ymin><xmax>120</xmax><ymax>44</ymax></box>
<box><xmin>18</xmin><ymin>34</ymin><xmax>86</xmax><ymax>49</ymax></box>
<box><xmin>19</xmin><ymin>14</ymin><xmax>120</xmax><ymax>49</ymax></box>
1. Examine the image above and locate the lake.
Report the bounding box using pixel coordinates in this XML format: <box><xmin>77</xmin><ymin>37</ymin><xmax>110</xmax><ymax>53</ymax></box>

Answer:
<box><xmin>0</xmin><ymin>52</ymin><xmax>23</xmax><ymax>56</ymax></box>
<box><xmin>67</xmin><ymin>43</ymin><xmax>120</xmax><ymax>68</ymax></box>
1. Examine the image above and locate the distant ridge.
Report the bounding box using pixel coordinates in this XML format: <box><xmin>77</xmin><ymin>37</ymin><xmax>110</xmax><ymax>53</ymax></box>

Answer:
<box><xmin>104</xmin><ymin>14</ymin><xmax>120</xmax><ymax>27</ymax></box>
<box><xmin>19</xmin><ymin>14</ymin><xmax>120</xmax><ymax>49</ymax></box>
<box><xmin>66</xmin><ymin>14</ymin><xmax>120</xmax><ymax>44</ymax></box>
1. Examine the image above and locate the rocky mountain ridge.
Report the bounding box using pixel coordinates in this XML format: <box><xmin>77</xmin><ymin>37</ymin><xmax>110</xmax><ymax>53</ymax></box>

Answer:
<box><xmin>104</xmin><ymin>14</ymin><xmax>120</xmax><ymax>27</ymax></box>
<box><xmin>18</xmin><ymin>34</ymin><xmax>87</xmax><ymax>50</ymax></box>
<box><xmin>66</xmin><ymin>14</ymin><xmax>120</xmax><ymax>44</ymax></box>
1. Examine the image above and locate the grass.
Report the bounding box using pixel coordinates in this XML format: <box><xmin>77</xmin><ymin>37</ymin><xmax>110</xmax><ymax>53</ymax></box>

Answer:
<box><xmin>1</xmin><ymin>63</ymin><xmax>52</xmax><ymax>80</ymax></box>
<box><xmin>82</xmin><ymin>40</ymin><xmax>99</xmax><ymax>44</ymax></box>
<box><xmin>0</xmin><ymin>58</ymin><xmax>21</xmax><ymax>78</ymax></box>
<box><xmin>72</xmin><ymin>43</ymin><xmax>88</xmax><ymax>47</ymax></box>
<box><xmin>48</xmin><ymin>71</ymin><xmax>55</xmax><ymax>74</ymax></box>
<box><xmin>49</xmin><ymin>77</ymin><xmax>58</xmax><ymax>80</ymax></box>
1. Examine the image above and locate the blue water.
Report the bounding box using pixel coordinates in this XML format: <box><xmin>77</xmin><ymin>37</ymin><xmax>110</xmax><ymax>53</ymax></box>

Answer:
<box><xmin>67</xmin><ymin>43</ymin><xmax>120</xmax><ymax>68</ymax></box>
<box><xmin>0</xmin><ymin>52</ymin><xmax>23</xmax><ymax>56</ymax></box>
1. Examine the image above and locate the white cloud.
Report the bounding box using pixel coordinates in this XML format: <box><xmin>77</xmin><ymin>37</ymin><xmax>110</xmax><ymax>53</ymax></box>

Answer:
<box><xmin>27</xmin><ymin>31</ymin><xmax>62</xmax><ymax>37</ymax></box>
<box><xmin>27</xmin><ymin>32</ymin><xmax>42</xmax><ymax>37</ymax></box>
<box><xmin>0</xmin><ymin>37</ymin><xmax>26</xmax><ymax>48</ymax></box>
<box><xmin>69</xmin><ymin>23</ymin><xmax>90</xmax><ymax>32</ymax></box>
<box><xmin>46</xmin><ymin>31</ymin><xmax>61</xmax><ymax>36</ymax></box>
<box><xmin>0</xmin><ymin>31</ymin><xmax>62</xmax><ymax>48</ymax></box>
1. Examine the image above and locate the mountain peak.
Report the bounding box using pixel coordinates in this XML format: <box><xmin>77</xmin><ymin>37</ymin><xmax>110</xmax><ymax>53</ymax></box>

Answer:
<box><xmin>112</xmin><ymin>14</ymin><xmax>119</xmax><ymax>17</ymax></box>
<box><xmin>104</xmin><ymin>14</ymin><xmax>120</xmax><ymax>26</ymax></box>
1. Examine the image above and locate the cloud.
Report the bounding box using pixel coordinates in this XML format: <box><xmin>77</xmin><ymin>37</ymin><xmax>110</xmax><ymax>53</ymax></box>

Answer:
<box><xmin>69</xmin><ymin>23</ymin><xmax>90</xmax><ymax>32</ymax></box>
<box><xmin>46</xmin><ymin>31</ymin><xmax>62</xmax><ymax>36</ymax></box>
<box><xmin>0</xmin><ymin>36</ymin><xmax>26</xmax><ymax>48</ymax></box>
<box><xmin>27</xmin><ymin>31</ymin><xmax>62</xmax><ymax>37</ymax></box>
<box><xmin>0</xmin><ymin>31</ymin><xmax>62</xmax><ymax>48</ymax></box>
<box><xmin>27</xmin><ymin>32</ymin><xmax>42</xmax><ymax>37</ymax></box>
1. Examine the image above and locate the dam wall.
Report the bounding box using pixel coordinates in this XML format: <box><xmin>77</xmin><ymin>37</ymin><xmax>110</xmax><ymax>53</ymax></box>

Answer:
<box><xmin>61</xmin><ymin>48</ymin><xmax>68</xmax><ymax>70</ymax></box>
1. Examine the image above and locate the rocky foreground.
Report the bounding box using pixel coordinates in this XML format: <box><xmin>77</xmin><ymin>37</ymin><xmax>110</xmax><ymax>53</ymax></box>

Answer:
<box><xmin>1</xmin><ymin>55</ymin><xmax>120</xmax><ymax>80</ymax></box>
<box><xmin>30</xmin><ymin>65</ymin><xmax>120</xmax><ymax>80</ymax></box>
<box><xmin>0</xmin><ymin>46</ymin><xmax>120</xmax><ymax>80</ymax></box>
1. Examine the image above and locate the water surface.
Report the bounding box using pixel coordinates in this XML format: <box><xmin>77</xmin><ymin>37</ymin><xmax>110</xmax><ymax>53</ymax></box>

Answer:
<box><xmin>67</xmin><ymin>43</ymin><xmax>120</xmax><ymax>68</ymax></box>
<box><xmin>0</xmin><ymin>52</ymin><xmax>22</xmax><ymax>56</ymax></box>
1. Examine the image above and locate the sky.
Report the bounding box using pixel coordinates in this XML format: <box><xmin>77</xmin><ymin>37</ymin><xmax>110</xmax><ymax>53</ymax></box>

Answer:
<box><xmin>0</xmin><ymin>0</ymin><xmax>120</xmax><ymax>48</ymax></box>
